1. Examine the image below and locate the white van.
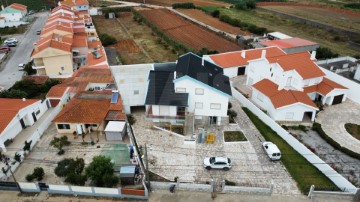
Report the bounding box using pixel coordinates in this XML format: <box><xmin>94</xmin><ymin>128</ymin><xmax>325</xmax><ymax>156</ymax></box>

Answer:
<box><xmin>262</xmin><ymin>142</ymin><xmax>281</xmax><ymax>160</ymax></box>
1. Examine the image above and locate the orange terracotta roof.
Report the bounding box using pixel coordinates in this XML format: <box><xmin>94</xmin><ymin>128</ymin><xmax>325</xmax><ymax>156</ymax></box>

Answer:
<box><xmin>260</xmin><ymin>38</ymin><xmax>318</xmax><ymax>49</ymax></box>
<box><xmin>86</xmin><ymin>64</ymin><xmax>109</xmax><ymax>69</ymax></box>
<box><xmin>304</xmin><ymin>77</ymin><xmax>347</xmax><ymax>96</ymax></box>
<box><xmin>23</xmin><ymin>76</ymin><xmax>49</xmax><ymax>85</ymax></box>
<box><xmin>61</xmin><ymin>0</ymin><xmax>89</xmax><ymax>6</ymax></box>
<box><xmin>32</xmin><ymin>37</ymin><xmax>72</xmax><ymax>57</ymax></box>
<box><xmin>51</xmin><ymin>5</ymin><xmax>74</xmax><ymax>14</ymax></box>
<box><xmin>0</xmin><ymin>98</ymin><xmax>40</xmax><ymax>133</ymax></box>
<box><xmin>9</xmin><ymin>3</ymin><xmax>27</xmax><ymax>11</ymax></box>
<box><xmin>209</xmin><ymin>47</ymin><xmax>286</xmax><ymax>68</ymax></box>
<box><xmin>72</xmin><ymin>34</ymin><xmax>87</xmax><ymax>47</ymax></box>
<box><xmin>47</xmin><ymin>14</ymin><xmax>75</xmax><ymax>24</ymax></box>
<box><xmin>87</xmin><ymin>48</ymin><xmax>107</xmax><ymax>66</ymax></box>
<box><xmin>88</xmin><ymin>40</ymin><xmax>102</xmax><ymax>49</ymax></box>
<box><xmin>52</xmin><ymin>98</ymin><xmax>111</xmax><ymax>124</ymax></box>
<box><xmin>74</xmin><ymin>27</ymin><xmax>85</xmax><ymax>33</ymax></box>
<box><xmin>267</xmin><ymin>52</ymin><xmax>325</xmax><ymax>79</ymax></box>
<box><xmin>253</xmin><ymin>79</ymin><xmax>318</xmax><ymax>109</ymax></box>
<box><xmin>47</xmin><ymin>85</ymin><xmax>68</xmax><ymax>98</ymax></box>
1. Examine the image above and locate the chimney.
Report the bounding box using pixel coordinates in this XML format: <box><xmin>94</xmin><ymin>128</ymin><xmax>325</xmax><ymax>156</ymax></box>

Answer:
<box><xmin>22</xmin><ymin>98</ymin><xmax>26</xmax><ymax>102</ymax></box>
<box><xmin>241</xmin><ymin>50</ymin><xmax>246</xmax><ymax>58</ymax></box>
<box><xmin>310</xmin><ymin>51</ymin><xmax>316</xmax><ymax>60</ymax></box>
<box><xmin>261</xmin><ymin>49</ymin><xmax>266</xmax><ymax>58</ymax></box>
<box><xmin>1</xmin><ymin>5</ymin><xmax>4</xmax><ymax>11</ymax></box>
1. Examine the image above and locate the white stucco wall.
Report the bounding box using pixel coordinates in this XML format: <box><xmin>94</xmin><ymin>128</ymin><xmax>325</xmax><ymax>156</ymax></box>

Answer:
<box><xmin>110</xmin><ymin>64</ymin><xmax>154</xmax><ymax>113</ymax></box>
<box><xmin>76</xmin><ymin>4</ymin><xmax>89</xmax><ymax>11</ymax></box>
<box><xmin>174</xmin><ymin>77</ymin><xmax>229</xmax><ymax>117</ymax></box>
<box><xmin>223</xmin><ymin>67</ymin><xmax>239</xmax><ymax>78</ymax></box>
<box><xmin>0</xmin><ymin>12</ymin><xmax>23</xmax><ymax>21</ymax></box>
<box><xmin>322</xmin><ymin>88</ymin><xmax>348</xmax><ymax>105</ymax></box>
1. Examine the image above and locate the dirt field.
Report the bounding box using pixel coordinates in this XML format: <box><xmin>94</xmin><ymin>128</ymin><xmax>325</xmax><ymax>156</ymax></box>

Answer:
<box><xmin>92</xmin><ymin>12</ymin><xmax>178</xmax><ymax>64</ymax></box>
<box><xmin>262</xmin><ymin>6</ymin><xmax>360</xmax><ymax>33</ymax></box>
<box><xmin>125</xmin><ymin>0</ymin><xmax>230</xmax><ymax>7</ymax></box>
<box><xmin>12</xmin><ymin>124</ymin><xmax>131</xmax><ymax>185</ymax></box>
<box><xmin>218</xmin><ymin>8</ymin><xmax>358</xmax><ymax>56</ymax></box>
<box><xmin>177</xmin><ymin>9</ymin><xmax>249</xmax><ymax>35</ymax></box>
<box><xmin>138</xmin><ymin>9</ymin><xmax>242</xmax><ymax>53</ymax></box>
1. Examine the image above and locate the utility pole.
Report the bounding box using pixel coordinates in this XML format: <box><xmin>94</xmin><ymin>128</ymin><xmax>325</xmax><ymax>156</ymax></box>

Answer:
<box><xmin>2</xmin><ymin>156</ymin><xmax>23</xmax><ymax>193</ymax></box>
<box><xmin>144</xmin><ymin>144</ymin><xmax>150</xmax><ymax>190</ymax></box>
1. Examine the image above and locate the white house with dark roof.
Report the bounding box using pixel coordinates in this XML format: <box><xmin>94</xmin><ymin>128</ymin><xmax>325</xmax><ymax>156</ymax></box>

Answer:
<box><xmin>145</xmin><ymin>53</ymin><xmax>232</xmax><ymax>125</ymax></box>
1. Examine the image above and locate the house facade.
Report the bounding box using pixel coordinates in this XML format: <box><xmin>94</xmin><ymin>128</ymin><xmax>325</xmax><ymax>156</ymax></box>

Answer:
<box><xmin>59</xmin><ymin>0</ymin><xmax>89</xmax><ymax>11</ymax></box>
<box><xmin>145</xmin><ymin>53</ymin><xmax>232</xmax><ymax>125</ymax></box>
<box><xmin>0</xmin><ymin>98</ymin><xmax>48</xmax><ymax>152</ymax></box>
<box><xmin>0</xmin><ymin>3</ymin><xmax>27</xmax><ymax>27</ymax></box>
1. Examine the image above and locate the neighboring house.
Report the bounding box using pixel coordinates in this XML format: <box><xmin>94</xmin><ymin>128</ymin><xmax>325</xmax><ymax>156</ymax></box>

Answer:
<box><xmin>204</xmin><ymin>46</ymin><xmax>286</xmax><ymax>78</ymax></box>
<box><xmin>266</xmin><ymin>32</ymin><xmax>292</xmax><ymax>40</ymax></box>
<box><xmin>145</xmin><ymin>53</ymin><xmax>232</xmax><ymax>125</ymax></box>
<box><xmin>259</xmin><ymin>37</ymin><xmax>319</xmax><ymax>54</ymax></box>
<box><xmin>59</xmin><ymin>0</ymin><xmax>89</xmax><ymax>11</ymax></box>
<box><xmin>52</xmin><ymin>90</ymin><xmax>126</xmax><ymax>136</ymax></box>
<box><xmin>317</xmin><ymin>56</ymin><xmax>360</xmax><ymax>83</ymax></box>
<box><xmin>46</xmin><ymin>85</ymin><xmax>69</xmax><ymax>107</ymax></box>
<box><xmin>0</xmin><ymin>3</ymin><xmax>27</xmax><ymax>27</ymax></box>
<box><xmin>0</xmin><ymin>98</ymin><xmax>48</xmax><ymax>152</ymax></box>
<box><xmin>110</xmin><ymin>63</ymin><xmax>154</xmax><ymax>114</ymax></box>
<box><xmin>31</xmin><ymin>34</ymin><xmax>74</xmax><ymax>77</ymax></box>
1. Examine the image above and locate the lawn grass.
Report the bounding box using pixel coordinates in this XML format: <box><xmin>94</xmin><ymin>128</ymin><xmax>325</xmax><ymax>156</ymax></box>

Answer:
<box><xmin>242</xmin><ymin>107</ymin><xmax>338</xmax><ymax>193</ymax></box>
<box><xmin>200</xmin><ymin>7</ymin><xmax>358</xmax><ymax>56</ymax></box>
<box><xmin>224</xmin><ymin>131</ymin><xmax>247</xmax><ymax>142</ymax></box>
<box><xmin>344</xmin><ymin>123</ymin><xmax>360</xmax><ymax>141</ymax></box>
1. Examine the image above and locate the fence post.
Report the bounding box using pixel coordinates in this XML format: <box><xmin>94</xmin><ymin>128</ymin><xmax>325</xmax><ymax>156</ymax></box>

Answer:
<box><xmin>308</xmin><ymin>185</ymin><xmax>315</xmax><ymax>199</ymax></box>
<box><xmin>269</xmin><ymin>179</ymin><xmax>274</xmax><ymax>195</ymax></box>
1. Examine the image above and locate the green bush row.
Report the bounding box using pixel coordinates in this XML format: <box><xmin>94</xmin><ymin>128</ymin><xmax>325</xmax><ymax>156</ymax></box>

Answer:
<box><xmin>234</xmin><ymin>0</ymin><xmax>256</xmax><ymax>10</ymax></box>
<box><xmin>312</xmin><ymin>123</ymin><xmax>360</xmax><ymax>160</ymax></box>
<box><xmin>99</xmin><ymin>33</ymin><xmax>117</xmax><ymax>46</ymax></box>
<box><xmin>132</xmin><ymin>9</ymin><xmax>192</xmax><ymax>54</ymax></box>
<box><xmin>218</xmin><ymin>14</ymin><xmax>267</xmax><ymax>35</ymax></box>
<box><xmin>172</xmin><ymin>2</ymin><xmax>196</xmax><ymax>9</ymax></box>
<box><xmin>343</xmin><ymin>3</ymin><xmax>360</xmax><ymax>9</ymax></box>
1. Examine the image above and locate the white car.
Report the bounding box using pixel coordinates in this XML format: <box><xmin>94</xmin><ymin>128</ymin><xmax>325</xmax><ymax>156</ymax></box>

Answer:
<box><xmin>262</xmin><ymin>142</ymin><xmax>281</xmax><ymax>161</ymax></box>
<box><xmin>4</xmin><ymin>38</ymin><xmax>18</xmax><ymax>44</ymax></box>
<box><xmin>203</xmin><ymin>156</ymin><xmax>231</xmax><ymax>170</ymax></box>
<box><xmin>18</xmin><ymin>63</ymin><xmax>25</xmax><ymax>71</ymax></box>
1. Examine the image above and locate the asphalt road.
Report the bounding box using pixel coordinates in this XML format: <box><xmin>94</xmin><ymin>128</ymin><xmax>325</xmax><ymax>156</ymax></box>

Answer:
<box><xmin>0</xmin><ymin>12</ymin><xmax>48</xmax><ymax>90</ymax></box>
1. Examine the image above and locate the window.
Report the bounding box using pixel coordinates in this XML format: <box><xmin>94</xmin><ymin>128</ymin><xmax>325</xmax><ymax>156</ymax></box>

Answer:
<box><xmin>195</xmin><ymin>102</ymin><xmax>203</xmax><ymax>109</ymax></box>
<box><xmin>57</xmin><ymin>124</ymin><xmax>70</xmax><ymax>130</ymax></box>
<box><xmin>61</xmin><ymin>67</ymin><xmax>64</xmax><ymax>71</ymax></box>
<box><xmin>195</xmin><ymin>88</ymin><xmax>204</xmax><ymax>95</ymax></box>
<box><xmin>257</xmin><ymin>92</ymin><xmax>264</xmax><ymax>102</ymax></box>
<box><xmin>210</xmin><ymin>103</ymin><xmax>221</xmax><ymax>110</ymax></box>
<box><xmin>285</xmin><ymin>112</ymin><xmax>294</xmax><ymax>120</ymax></box>
<box><xmin>176</xmin><ymin>88</ymin><xmax>186</xmax><ymax>93</ymax></box>
<box><xmin>134</xmin><ymin>90</ymin><xmax>139</xmax><ymax>95</ymax></box>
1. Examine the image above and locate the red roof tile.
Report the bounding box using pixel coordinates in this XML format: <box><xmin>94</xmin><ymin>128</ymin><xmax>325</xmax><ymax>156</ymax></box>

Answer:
<box><xmin>304</xmin><ymin>77</ymin><xmax>347</xmax><ymax>95</ymax></box>
<box><xmin>87</xmin><ymin>48</ymin><xmax>107</xmax><ymax>66</ymax></box>
<box><xmin>253</xmin><ymin>79</ymin><xmax>318</xmax><ymax>109</ymax></box>
<box><xmin>0</xmin><ymin>98</ymin><xmax>40</xmax><ymax>133</ymax></box>
<box><xmin>209</xmin><ymin>47</ymin><xmax>286</xmax><ymax>68</ymax></box>
<box><xmin>47</xmin><ymin>85</ymin><xmax>68</xmax><ymax>98</ymax></box>
<box><xmin>267</xmin><ymin>52</ymin><xmax>325</xmax><ymax>79</ymax></box>
<box><xmin>260</xmin><ymin>38</ymin><xmax>318</xmax><ymax>49</ymax></box>
<box><xmin>23</xmin><ymin>75</ymin><xmax>49</xmax><ymax>85</ymax></box>
<box><xmin>9</xmin><ymin>3</ymin><xmax>27</xmax><ymax>11</ymax></box>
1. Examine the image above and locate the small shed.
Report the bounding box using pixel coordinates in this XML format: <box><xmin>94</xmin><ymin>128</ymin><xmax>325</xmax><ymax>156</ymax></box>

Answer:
<box><xmin>104</xmin><ymin>121</ymin><xmax>127</xmax><ymax>141</ymax></box>
<box><xmin>120</xmin><ymin>165</ymin><xmax>135</xmax><ymax>185</ymax></box>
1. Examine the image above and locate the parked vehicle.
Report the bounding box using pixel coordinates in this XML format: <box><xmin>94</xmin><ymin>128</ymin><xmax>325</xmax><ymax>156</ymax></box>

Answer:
<box><xmin>4</xmin><ymin>38</ymin><xmax>18</xmax><ymax>44</ymax></box>
<box><xmin>18</xmin><ymin>63</ymin><xmax>25</xmax><ymax>71</ymax></box>
<box><xmin>0</xmin><ymin>46</ymin><xmax>10</xmax><ymax>52</ymax></box>
<box><xmin>203</xmin><ymin>156</ymin><xmax>231</xmax><ymax>170</ymax></box>
<box><xmin>36</xmin><ymin>30</ymin><xmax>41</xmax><ymax>35</ymax></box>
<box><xmin>28</xmin><ymin>10</ymin><xmax>35</xmax><ymax>15</ymax></box>
<box><xmin>5</xmin><ymin>42</ymin><xmax>16</xmax><ymax>47</ymax></box>
<box><xmin>262</xmin><ymin>142</ymin><xmax>281</xmax><ymax>160</ymax></box>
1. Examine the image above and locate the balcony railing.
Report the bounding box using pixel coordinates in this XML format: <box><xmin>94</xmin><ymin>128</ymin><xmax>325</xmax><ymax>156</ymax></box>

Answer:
<box><xmin>146</xmin><ymin>106</ymin><xmax>186</xmax><ymax>121</ymax></box>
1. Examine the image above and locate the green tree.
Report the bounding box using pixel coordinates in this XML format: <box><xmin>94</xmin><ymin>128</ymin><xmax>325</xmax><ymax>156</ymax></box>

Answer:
<box><xmin>50</xmin><ymin>136</ymin><xmax>70</xmax><ymax>155</ymax></box>
<box><xmin>55</xmin><ymin>158</ymin><xmax>87</xmax><ymax>185</ymax></box>
<box><xmin>99</xmin><ymin>33</ymin><xmax>117</xmax><ymax>46</ymax></box>
<box><xmin>14</xmin><ymin>153</ymin><xmax>21</xmax><ymax>163</ymax></box>
<box><xmin>0</xmin><ymin>89</ymin><xmax>27</xmax><ymax>98</ymax></box>
<box><xmin>24</xmin><ymin>60</ymin><xmax>36</xmax><ymax>75</ymax></box>
<box><xmin>33</xmin><ymin>167</ymin><xmax>44</xmax><ymax>181</ymax></box>
<box><xmin>126</xmin><ymin>114</ymin><xmax>136</xmax><ymax>125</ymax></box>
<box><xmin>85</xmin><ymin>156</ymin><xmax>118</xmax><ymax>187</ymax></box>
<box><xmin>316</xmin><ymin>47</ymin><xmax>339</xmax><ymax>60</ymax></box>
<box><xmin>23</xmin><ymin>140</ymin><xmax>32</xmax><ymax>152</ymax></box>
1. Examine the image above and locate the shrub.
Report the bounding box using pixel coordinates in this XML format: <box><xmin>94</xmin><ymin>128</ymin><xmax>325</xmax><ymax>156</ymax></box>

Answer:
<box><xmin>26</xmin><ymin>174</ymin><xmax>34</xmax><ymax>182</ymax></box>
<box><xmin>234</xmin><ymin>0</ymin><xmax>256</xmax><ymax>10</ymax></box>
<box><xmin>316</xmin><ymin>47</ymin><xmax>339</xmax><ymax>60</ymax></box>
<box><xmin>65</xmin><ymin>173</ymin><xmax>87</xmax><ymax>186</ymax></box>
<box><xmin>127</xmin><ymin>114</ymin><xmax>136</xmax><ymax>125</ymax></box>
<box><xmin>225</xmin><ymin>179</ymin><xmax>236</xmax><ymax>186</ymax></box>
<box><xmin>50</xmin><ymin>136</ymin><xmax>70</xmax><ymax>155</ymax></box>
<box><xmin>227</xmin><ymin>109</ymin><xmax>237</xmax><ymax>123</ymax></box>
<box><xmin>33</xmin><ymin>167</ymin><xmax>44</xmax><ymax>181</ymax></box>
<box><xmin>172</xmin><ymin>3</ymin><xmax>195</xmax><ymax>9</ymax></box>
<box><xmin>211</xmin><ymin>10</ymin><xmax>220</xmax><ymax>18</ymax></box>
<box><xmin>343</xmin><ymin>3</ymin><xmax>360</xmax><ymax>9</ymax></box>
<box><xmin>99</xmin><ymin>33</ymin><xmax>117</xmax><ymax>46</ymax></box>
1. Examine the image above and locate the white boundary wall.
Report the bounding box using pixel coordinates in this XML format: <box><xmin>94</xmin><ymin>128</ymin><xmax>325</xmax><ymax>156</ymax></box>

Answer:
<box><xmin>321</xmin><ymin>67</ymin><xmax>360</xmax><ymax>104</ymax></box>
<box><xmin>231</xmin><ymin>86</ymin><xmax>357</xmax><ymax>193</ymax></box>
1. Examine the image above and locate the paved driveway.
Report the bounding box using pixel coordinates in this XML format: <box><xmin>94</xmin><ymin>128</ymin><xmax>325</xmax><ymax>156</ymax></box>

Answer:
<box><xmin>316</xmin><ymin>100</ymin><xmax>360</xmax><ymax>154</ymax></box>
<box><xmin>0</xmin><ymin>12</ymin><xmax>48</xmax><ymax>89</ymax></box>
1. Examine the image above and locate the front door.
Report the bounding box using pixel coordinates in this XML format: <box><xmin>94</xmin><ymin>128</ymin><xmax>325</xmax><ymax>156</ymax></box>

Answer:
<box><xmin>332</xmin><ymin>94</ymin><xmax>344</xmax><ymax>105</ymax></box>
<box><xmin>209</xmin><ymin>116</ymin><xmax>217</xmax><ymax>125</ymax></box>
<box><xmin>237</xmin><ymin>67</ymin><xmax>245</xmax><ymax>75</ymax></box>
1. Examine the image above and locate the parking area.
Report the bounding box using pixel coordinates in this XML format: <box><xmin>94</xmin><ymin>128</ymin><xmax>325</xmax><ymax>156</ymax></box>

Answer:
<box><xmin>12</xmin><ymin>124</ymin><xmax>131</xmax><ymax>185</ymax></box>
<box><xmin>0</xmin><ymin>12</ymin><xmax>48</xmax><ymax>89</ymax></box>
<box><xmin>131</xmin><ymin>99</ymin><xmax>300</xmax><ymax>195</ymax></box>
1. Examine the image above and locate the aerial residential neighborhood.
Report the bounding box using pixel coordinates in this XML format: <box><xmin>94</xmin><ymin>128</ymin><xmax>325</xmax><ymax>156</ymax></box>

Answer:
<box><xmin>0</xmin><ymin>0</ymin><xmax>359</xmax><ymax>201</ymax></box>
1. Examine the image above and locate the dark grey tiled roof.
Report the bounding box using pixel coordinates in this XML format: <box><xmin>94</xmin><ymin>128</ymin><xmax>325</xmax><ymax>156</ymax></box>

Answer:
<box><xmin>154</xmin><ymin>62</ymin><xmax>176</xmax><ymax>72</ymax></box>
<box><xmin>145</xmin><ymin>71</ymin><xmax>188</xmax><ymax>106</ymax></box>
<box><xmin>175</xmin><ymin>53</ymin><xmax>231</xmax><ymax>96</ymax></box>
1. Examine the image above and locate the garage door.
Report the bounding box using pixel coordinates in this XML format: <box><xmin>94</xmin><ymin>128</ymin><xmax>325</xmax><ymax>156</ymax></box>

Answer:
<box><xmin>332</xmin><ymin>94</ymin><xmax>344</xmax><ymax>105</ymax></box>
<box><xmin>237</xmin><ymin>67</ymin><xmax>245</xmax><ymax>75</ymax></box>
